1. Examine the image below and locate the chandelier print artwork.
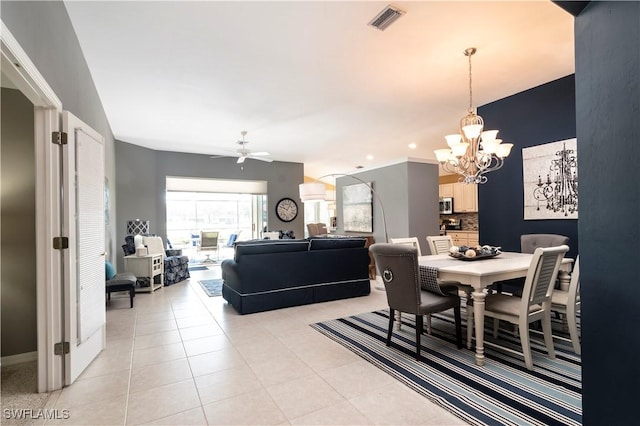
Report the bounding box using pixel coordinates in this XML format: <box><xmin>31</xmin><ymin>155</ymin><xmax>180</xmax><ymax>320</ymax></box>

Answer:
<box><xmin>522</xmin><ymin>138</ymin><xmax>578</xmax><ymax>220</ymax></box>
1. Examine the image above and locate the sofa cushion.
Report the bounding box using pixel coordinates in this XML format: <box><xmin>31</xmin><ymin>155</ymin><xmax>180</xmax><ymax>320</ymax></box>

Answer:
<box><xmin>235</xmin><ymin>239</ymin><xmax>309</xmax><ymax>257</ymax></box>
<box><xmin>309</xmin><ymin>237</ymin><xmax>367</xmax><ymax>250</ymax></box>
<box><xmin>105</xmin><ymin>261</ymin><xmax>116</xmax><ymax>280</ymax></box>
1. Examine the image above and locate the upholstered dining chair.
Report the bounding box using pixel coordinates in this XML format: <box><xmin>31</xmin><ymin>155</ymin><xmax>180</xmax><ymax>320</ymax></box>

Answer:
<box><xmin>551</xmin><ymin>255</ymin><xmax>581</xmax><ymax>354</ymax></box>
<box><xmin>495</xmin><ymin>233</ymin><xmax>570</xmax><ymax>294</ymax></box>
<box><xmin>470</xmin><ymin>245</ymin><xmax>569</xmax><ymax>370</ymax></box>
<box><xmin>370</xmin><ymin>243</ymin><xmax>462</xmax><ymax>360</ymax></box>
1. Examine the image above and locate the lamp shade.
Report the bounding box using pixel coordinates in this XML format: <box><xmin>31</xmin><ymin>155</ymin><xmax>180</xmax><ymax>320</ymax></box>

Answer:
<box><xmin>298</xmin><ymin>182</ymin><xmax>327</xmax><ymax>202</ymax></box>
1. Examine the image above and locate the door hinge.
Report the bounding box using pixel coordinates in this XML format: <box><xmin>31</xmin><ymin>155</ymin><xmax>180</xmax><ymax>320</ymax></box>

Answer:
<box><xmin>52</xmin><ymin>131</ymin><xmax>67</xmax><ymax>145</ymax></box>
<box><xmin>54</xmin><ymin>342</ymin><xmax>70</xmax><ymax>355</ymax></box>
<box><xmin>53</xmin><ymin>236</ymin><xmax>69</xmax><ymax>250</ymax></box>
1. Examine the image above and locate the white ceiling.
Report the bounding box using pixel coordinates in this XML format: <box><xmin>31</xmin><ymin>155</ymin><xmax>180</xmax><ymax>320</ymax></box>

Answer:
<box><xmin>63</xmin><ymin>1</ymin><xmax>574</xmax><ymax>179</ymax></box>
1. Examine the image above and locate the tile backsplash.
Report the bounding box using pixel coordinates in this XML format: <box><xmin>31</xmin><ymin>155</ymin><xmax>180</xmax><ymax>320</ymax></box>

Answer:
<box><xmin>439</xmin><ymin>213</ymin><xmax>479</xmax><ymax>231</ymax></box>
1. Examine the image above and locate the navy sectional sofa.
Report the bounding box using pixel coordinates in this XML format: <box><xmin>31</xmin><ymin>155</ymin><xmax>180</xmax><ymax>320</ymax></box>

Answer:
<box><xmin>221</xmin><ymin>238</ymin><xmax>371</xmax><ymax>314</ymax></box>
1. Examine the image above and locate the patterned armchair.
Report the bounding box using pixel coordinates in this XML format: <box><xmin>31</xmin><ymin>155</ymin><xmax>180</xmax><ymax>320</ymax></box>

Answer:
<box><xmin>122</xmin><ymin>235</ymin><xmax>190</xmax><ymax>286</ymax></box>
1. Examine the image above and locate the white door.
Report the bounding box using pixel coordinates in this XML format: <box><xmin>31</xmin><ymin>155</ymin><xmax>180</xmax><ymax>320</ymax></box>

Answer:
<box><xmin>61</xmin><ymin>111</ymin><xmax>106</xmax><ymax>384</ymax></box>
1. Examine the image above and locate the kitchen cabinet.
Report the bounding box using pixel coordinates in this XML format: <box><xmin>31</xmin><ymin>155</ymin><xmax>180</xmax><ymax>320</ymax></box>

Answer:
<box><xmin>452</xmin><ymin>182</ymin><xmax>478</xmax><ymax>212</ymax></box>
<box><xmin>448</xmin><ymin>231</ymin><xmax>479</xmax><ymax>248</ymax></box>
<box><xmin>439</xmin><ymin>183</ymin><xmax>454</xmax><ymax>198</ymax></box>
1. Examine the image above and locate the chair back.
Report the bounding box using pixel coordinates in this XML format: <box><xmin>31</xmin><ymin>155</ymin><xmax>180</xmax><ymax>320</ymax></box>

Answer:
<box><xmin>389</xmin><ymin>237</ymin><xmax>422</xmax><ymax>256</ymax></box>
<box><xmin>568</xmin><ymin>255</ymin><xmax>580</xmax><ymax>311</ymax></box>
<box><xmin>200</xmin><ymin>231</ymin><xmax>219</xmax><ymax>248</ymax></box>
<box><xmin>226</xmin><ymin>233</ymin><xmax>238</xmax><ymax>247</ymax></box>
<box><xmin>426</xmin><ymin>235</ymin><xmax>454</xmax><ymax>255</ymax></box>
<box><xmin>521</xmin><ymin>234</ymin><xmax>569</xmax><ymax>254</ymax></box>
<box><xmin>522</xmin><ymin>245</ymin><xmax>569</xmax><ymax>311</ymax></box>
<box><xmin>370</xmin><ymin>243</ymin><xmax>421</xmax><ymax>314</ymax></box>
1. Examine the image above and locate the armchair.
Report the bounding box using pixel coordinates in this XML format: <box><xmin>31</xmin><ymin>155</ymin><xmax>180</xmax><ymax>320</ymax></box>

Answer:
<box><xmin>122</xmin><ymin>235</ymin><xmax>190</xmax><ymax>286</ymax></box>
<box><xmin>199</xmin><ymin>231</ymin><xmax>219</xmax><ymax>262</ymax></box>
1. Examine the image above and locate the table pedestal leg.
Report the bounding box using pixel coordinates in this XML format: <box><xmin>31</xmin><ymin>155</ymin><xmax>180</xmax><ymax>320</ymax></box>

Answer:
<box><xmin>472</xmin><ymin>290</ymin><xmax>486</xmax><ymax>366</ymax></box>
<box><xmin>558</xmin><ymin>270</ymin><xmax>571</xmax><ymax>291</ymax></box>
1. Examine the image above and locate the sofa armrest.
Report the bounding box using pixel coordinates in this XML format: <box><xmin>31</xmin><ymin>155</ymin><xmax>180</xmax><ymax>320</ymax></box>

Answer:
<box><xmin>165</xmin><ymin>249</ymin><xmax>182</xmax><ymax>257</ymax></box>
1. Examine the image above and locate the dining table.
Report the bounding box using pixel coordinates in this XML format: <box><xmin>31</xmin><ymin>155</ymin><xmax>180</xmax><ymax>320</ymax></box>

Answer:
<box><xmin>418</xmin><ymin>252</ymin><xmax>573</xmax><ymax>366</ymax></box>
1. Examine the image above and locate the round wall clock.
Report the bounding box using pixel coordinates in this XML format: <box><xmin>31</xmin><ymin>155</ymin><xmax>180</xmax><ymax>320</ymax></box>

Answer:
<box><xmin>275</xmin><ymin>197</ymin><xmax>298</xmax><ymax>222</ymax></box>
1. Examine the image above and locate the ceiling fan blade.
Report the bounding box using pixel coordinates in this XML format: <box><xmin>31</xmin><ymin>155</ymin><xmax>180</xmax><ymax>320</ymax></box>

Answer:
<box><xmin>250</xmin><ymin>156</ymin><xmax>273</xmax><ymax>163</ymax></box>
<box><xmin>250</xmin><ymin>151</ymin><xmax>270</xmax><ymax>156</ymax></box>
<box><xmin>237</xmin><ymin>156</ymin><xmax>246</xmax><ymax>164</ymax></box>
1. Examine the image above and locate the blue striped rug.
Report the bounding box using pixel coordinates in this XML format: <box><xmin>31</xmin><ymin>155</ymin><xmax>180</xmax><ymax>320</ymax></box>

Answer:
<box><xmin>312</xmin><ymin>310</ymin><xmax>581</xmax><ymax>426</ymax></box>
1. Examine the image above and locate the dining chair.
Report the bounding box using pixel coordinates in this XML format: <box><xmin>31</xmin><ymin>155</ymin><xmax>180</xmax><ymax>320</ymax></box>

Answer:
<box><xmin>369</xmin><ymin>243</ymin><xmax>462</xmax><ymax>360</ymax></box>
<box><xmin>470</xmin><ymin>245</ymin><xmax>569</xmax><ymax>370</ymax></box>
<box><xmin>389</xmin><ymin>237</ymin><xmax>422</xmax><ymax>255</ymax></box>
<box><xmin>550</xmin><ymin>255</ymin><xmax>581</xmax><ymax>355</ymax></box>
<box><xmin>495</xmin><ymin>233</ymin><xmax>570</xmax><ymax>295</ymax></box>
<box><xmin>426</xmin><ymin>235</ymin><xmax>474</xmax><ymax>344</ymax></box>
<box><xmin>425</xmin><ymin>235</ymin><xmax>454</xmax><ymax>255</ymax></box>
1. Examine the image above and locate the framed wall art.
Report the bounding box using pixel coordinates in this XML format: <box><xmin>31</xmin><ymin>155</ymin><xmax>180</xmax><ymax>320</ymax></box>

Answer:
<box><xmin>522</xmin><ymin>138</ymin><xmax>578</xmax><ymax>220</ymax></box>
<box><xmin>342</xmin><ymin>182</ymin><xmax>373</xmax><ymax>232</ymax></box>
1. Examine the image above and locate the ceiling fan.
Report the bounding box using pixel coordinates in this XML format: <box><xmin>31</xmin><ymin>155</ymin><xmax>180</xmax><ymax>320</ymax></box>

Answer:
<box><xmin>211</xmin><ymin>131</ymin><xmax>273</xmax><ymax>164</ymax></box>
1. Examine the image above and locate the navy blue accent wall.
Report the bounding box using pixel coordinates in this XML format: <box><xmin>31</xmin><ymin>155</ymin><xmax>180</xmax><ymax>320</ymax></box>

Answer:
<box><xmin>477</xmin><ymin>75</ymin><xmax>578</xmax><ymax>260</ymax></box>
<box><xmin>574</xmin><ymin>1</ymin><xmax>640</xmax><ymax>423</ymax></box>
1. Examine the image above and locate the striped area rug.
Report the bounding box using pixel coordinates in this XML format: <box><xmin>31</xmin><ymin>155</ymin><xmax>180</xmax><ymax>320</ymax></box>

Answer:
<box><xmin>312</xmin><ymin>310</ymin><xmax>581</xmax><ymax>426</ymax></box>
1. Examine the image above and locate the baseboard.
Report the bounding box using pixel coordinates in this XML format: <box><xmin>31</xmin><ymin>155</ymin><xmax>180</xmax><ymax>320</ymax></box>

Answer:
<box><xmin>1</xmin><ymin>351</ymin><xmax>37</xmax><ymax>366</ymax></box>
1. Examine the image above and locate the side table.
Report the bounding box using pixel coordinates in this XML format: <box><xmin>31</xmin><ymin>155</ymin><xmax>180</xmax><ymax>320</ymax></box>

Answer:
<box><xmin>124</xmin><ymin>254</ymin><xmax>164</xmax><ymax>293</ymax></box>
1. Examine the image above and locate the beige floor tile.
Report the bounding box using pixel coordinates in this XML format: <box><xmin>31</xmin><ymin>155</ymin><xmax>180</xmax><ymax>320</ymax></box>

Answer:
<box><xmin>134</xmin><ymin>329</ymin><xmax>182</xmax><ymax>350</ymax></box>
<box><xmin>187</xmin><ymin>348</ymin><xmax>246</xmax><ymax>377</ymax></box>
<box><xmin>104</xmin><ymin>335</ymin><xmax>135</xmax><ymax>353</ymax></box>
<box><xmin>172</xmin><ymin>307</ymin><xmax>211</xmax><ymax>319</ymax></box>
<box><xmin>135</xmin><ymin>319</ymin><xmax>178</xmax><ymax>336</ymax></box>
<box><xmin>136</xmin><ymin>310</ymin><xmax>176</xmax><ymax>323</ymax></box>
<box><xmin>234</xmin><ymin>335</ymin><xmax>293</xmax><ymax>364</ymax></box>
<box><xmin>76</xmin><ymin>350</ymin><xmax>132</xmax><ymax>380</ymax></box>
<box><xmin>182</xmin><ymin>334</ymin><xmax>231</xmax><ymax>357</ymax></box>
<box><xmin>132</xmin><ymin>342</ymin><xmax>186</xmax><ymax>369</ymax></box>
<box><xmin>129</xmin><ymin>358</ymin><xmax>193</xmax><ymax>394</ymax></box>
<box><xmin>126</xmin><ymin>379</ymin><xmax>201</xmax><ymax>425</ymax></box>
<box><xmin>289</xmin><ymin>400</ymin><xmax>373</xmax><ymax>425</ymax></box>
<box><xmin>176</xmin><ymin>315</ymin><xmax>216</xmax><ymax>329</ymax></box>
<box><xmin>143</xmin><ymin>407</ymin><xmax>208</xmax><ymax>425</ymax></box>
<box><xmin>348</xmin><ymin>381</ymin><xmax>464</xmax><ymax>425</ymax></box>
<box><xmin>202</xmin><ymin>388</ymin><xmax>287</xmax><ymax>425</ymax></box>
<box><xmin>194</xmin><ymin>364</ymin><xmax>263</xmax><ymax>405</ymax></box>
<box><xmin>249</xmin><ymin>353</ymin><xmax>315</xmax><ymax>387</ymax></box>
<box><xmin>46</xmin><ymin>393</ymin><xmax>127</xmax><ymax>425</ymax></box>
<box><xmin>266</xmin><ymin>375</ymin><xmax>345</xmax><ymax>420</ymax></box>
<box><xmin>291</xmin><ymin>340</ymin><xmax>360</xmax><ymax>372</ymax></box>
<box><xmin>54</xmin><ymin>369</ymin><xmax>129</xmax><ymax>409</ymax></box>
<box><xmin>319</xmin><ymin>360</ymin><xmax>397</xmax><ymax>399</ymax></box>
<box><xmin>179</xmin><ymin>323</ymin><xmax>224</xmax><ymax>341</ymax></box>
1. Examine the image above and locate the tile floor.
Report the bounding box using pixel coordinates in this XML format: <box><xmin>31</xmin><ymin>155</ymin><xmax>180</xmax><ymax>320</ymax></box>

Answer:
<box><xmin>43</xmin><ymin>267</ymin><xmax>465</xmax><ymax>425</ymax></box>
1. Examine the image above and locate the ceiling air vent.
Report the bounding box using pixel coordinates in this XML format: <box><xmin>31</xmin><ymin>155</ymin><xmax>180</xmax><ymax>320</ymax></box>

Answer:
<box><xmin>368</xmin><ymin>4</ymin><xmax>406</xmax><ymax>31</ymax></box>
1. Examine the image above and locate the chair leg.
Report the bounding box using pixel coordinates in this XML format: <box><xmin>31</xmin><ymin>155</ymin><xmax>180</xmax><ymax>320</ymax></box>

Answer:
<box><xmin>519</xmin><ymin>320</ymin><xmax>534</xmax><ymax>370</ymax></box>
<box><xmin>129</xmin><ymin>288</ymin><xmax>134</xmax><ymax>308</ymax></box>
<box><xmin>425</xmin><ymin>313</ymin><xmax>432</xmax><ymax>335</ymax></box>
<box><xmin>541</xmin><ymin>312</ymin><xmax>556</xmax><ymax>360</ymax></box>
<box><xmin>567</xmin><ymin>309</ymin><xmax>581</xmax><ymax>355</ymax></box>
<box><xmin>387</xmin><ymin>309</ymin><xmax>394</xmax><ymax>346</ymax></box>
<box><xmin>453</xmin><ymin>306</ymin><xmax>462</xmax><ymax>349</ymax></box>
<box><xmin>415</xmin><ymin>315</ymin><xmax>423</xmax><ymax>360</ymax></box>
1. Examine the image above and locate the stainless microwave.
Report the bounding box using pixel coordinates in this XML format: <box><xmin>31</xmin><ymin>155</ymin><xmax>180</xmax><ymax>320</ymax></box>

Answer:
<box><xmin>439</xmin><ymin>197</ymin><xmax>453</xmax><ymax>214</ymax></box>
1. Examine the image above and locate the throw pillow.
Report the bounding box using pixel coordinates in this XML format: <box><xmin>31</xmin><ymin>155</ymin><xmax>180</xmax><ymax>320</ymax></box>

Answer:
<box><xmin>105</xmin><ymin>260</ymin><xmax>116</xmax><ymax>280</ymax></box>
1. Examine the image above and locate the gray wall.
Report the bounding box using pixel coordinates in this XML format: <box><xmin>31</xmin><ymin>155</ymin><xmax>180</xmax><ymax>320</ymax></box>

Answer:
<box><xmin>1</xmin><ymin>88</ymin><xmax>37</xmax><ymax>357</ymax></box>
<box><xmin>574</xmin><ymin>1</ymin><xmax>640</xmax><ymax>423</ymax></box>
<box><xmin>335</xmin><ymin>160</ymin><xmax>440</xmax><ymax>254</ymax></box>
<box><xmin>115</xmin><ymin>140</ymin><xmax>305</xmax><ymax>270</ymax></box>
<box><xmin>2</xmin><ymin>0</ymin><xmax>118</xmax><ymax>261</ymax></box>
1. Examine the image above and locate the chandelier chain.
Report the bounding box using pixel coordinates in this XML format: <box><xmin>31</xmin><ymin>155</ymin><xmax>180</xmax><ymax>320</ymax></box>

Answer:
<box><xmin>468</xmin><ymin>51</ymin><xmax>473</xmax><ymax>113</ymax></box>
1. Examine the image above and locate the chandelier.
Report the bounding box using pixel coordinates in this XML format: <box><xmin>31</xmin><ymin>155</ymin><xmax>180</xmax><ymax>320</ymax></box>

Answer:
<box><xmin>434</xmin><ymin>48</ymin><xmax>513</xmax><ymax>184</ymax></box>
<box><xmin>533</xmin><ymin>142</ymin><xmax>578</xmax><ymax>216</ymax></box>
